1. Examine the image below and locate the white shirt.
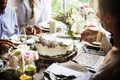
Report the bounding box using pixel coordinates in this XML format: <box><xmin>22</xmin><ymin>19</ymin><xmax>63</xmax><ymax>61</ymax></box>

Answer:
<box><xmin>17</xmin><ymin>0</ymin><xmax>52</xmax><ymax>26</ymax></box>
<box><xmin>0</xmin><ymin>5</ymin><xmax>19</xmax><ymax>39</ymax></box>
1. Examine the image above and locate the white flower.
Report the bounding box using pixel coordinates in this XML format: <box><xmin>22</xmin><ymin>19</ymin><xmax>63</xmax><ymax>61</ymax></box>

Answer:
<box><xmin>65</xmin><ymin>17</ymin><xmax>74</xmax><ymax>25</ymax></box>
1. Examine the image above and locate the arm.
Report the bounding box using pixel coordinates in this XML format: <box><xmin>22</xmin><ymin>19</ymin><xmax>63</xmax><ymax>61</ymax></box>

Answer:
<box><xmin>0</xmin><ymin>39</ymin><xmax>15</xmax><ymax>53</ymax></box>
<box><xmin>17</xmin><ymin>1</ymin><xmax>28</xmax><ymax>33</ymax></box>
<box><xmin>80</xmin><ymin>24</ymin><xmax>113</xmax><ymax>44</ymax></box>
<box><xmin>9</xmin><ymin>8</ymin><xmax>20</xmax><ymax>40</ymax></box>
<box><xmin>38</xmin><ymin>0</ymin><xmax>52</xmax><ymax>26</ymax></box>
<box><xmin>80</xmin><ymin>24</ymin><xmax>112</xmax><ymax>53</ymax></box>
<box><xmin>17</xmin><ymin>1</ymin><xmax>27</xmax><ymax>26</ymax></box>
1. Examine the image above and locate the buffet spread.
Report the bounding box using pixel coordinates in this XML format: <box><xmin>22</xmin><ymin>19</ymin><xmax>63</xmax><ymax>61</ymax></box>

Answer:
<box><xmin>0</xmin><ymin>16</ymin><xmax>105</xmax><ymax>80</ymax></box>
<box><xmin>0</xmin><ymin>31</ymin><xmax>105</xmax><ymax>80</ymax></box>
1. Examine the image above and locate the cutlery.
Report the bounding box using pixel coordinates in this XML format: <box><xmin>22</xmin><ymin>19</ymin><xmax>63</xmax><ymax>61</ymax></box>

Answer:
<box><xmin>70</xmin><ymin>60</ymin><xmax>96</xmax><ymax>73</ymax></box>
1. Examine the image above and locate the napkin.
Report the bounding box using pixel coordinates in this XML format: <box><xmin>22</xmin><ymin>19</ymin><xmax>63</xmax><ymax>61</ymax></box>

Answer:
<box><xmin>44</xmin><ymin>63</ymin><xmax>93</xmax><ymax>80</ymax></box>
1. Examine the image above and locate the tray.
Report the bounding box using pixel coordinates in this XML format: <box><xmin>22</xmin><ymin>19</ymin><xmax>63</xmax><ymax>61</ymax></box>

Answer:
<box><xmin>36</xmin><ymin>50</ymin><xmax>77</xmax><ymax>67</ymax></box>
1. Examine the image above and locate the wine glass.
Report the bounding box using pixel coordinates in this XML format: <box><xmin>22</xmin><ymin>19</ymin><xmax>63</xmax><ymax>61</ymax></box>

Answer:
<box><xmin>25</xmin><ymin>63</ymin><xmax>36</xmax><ymax>79</ymax></box>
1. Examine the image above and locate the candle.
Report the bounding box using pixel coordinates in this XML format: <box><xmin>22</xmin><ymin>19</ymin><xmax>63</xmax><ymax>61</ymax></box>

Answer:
<box><xmin>49</xmin><ymin>20</ymin><xmax>56</xmax><ymax>33</ymax></box>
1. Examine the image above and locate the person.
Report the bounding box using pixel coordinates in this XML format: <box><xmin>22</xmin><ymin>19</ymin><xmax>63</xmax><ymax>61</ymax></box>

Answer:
<box><xmin>80</xmin><ymin>24</ymin><xmax>113</xmax><ymax>54</ymax></box>
<box><xmin>0</xmin><ymin>0</ymin><xmax>19</xmax><ymax>39</ymax></box>
<box><xmin>17</xmin><ymin>0</ymin><xmax>52</xmax><ymax>35</ymax></box>
<box><xmin>90</xmin><ymin>0</ymin><xmax>120</xmax><ymax>80</ymax></box>
<box><xmin>80</xmin><ymin>24</ymin><xmax>111</xmax><ymax>44</ymax></box>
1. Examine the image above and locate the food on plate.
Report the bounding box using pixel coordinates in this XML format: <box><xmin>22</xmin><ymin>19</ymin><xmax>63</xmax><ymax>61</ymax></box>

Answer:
<box><xmin>83</xmin><ymin>41</ymin><xmax>101</xmax><ymax>51</ymax></box>
<box><xmin>92</xmin><ymin>42</ymin><xmax>101</xmax><ymax>47</ymax></box>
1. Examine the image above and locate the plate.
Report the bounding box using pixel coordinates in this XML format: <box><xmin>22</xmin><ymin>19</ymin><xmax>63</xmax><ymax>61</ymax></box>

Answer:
<box><xmin>12</xmin><ymin>35</ymin><xmax>39</xmax><ymax>45</ymax></box>
<box><xmin>44</xmin><ymin>63</ymin><xmax>89</xmax><ymax>80</ymax></box>
<box><xmin>37</xmin><ymin>50</ymin><xmax>77</xmax><ymax>67</ymax></box>
<box><xmin>41</xmin><ymin>26</ymin><xmax>62</xmax><ymax>32</ymax></box>
<box><xmin>41</xmin><ymin>26</ymin><xmax>50</xmax><ymax>32</ymax></box>
<box><xmin>60</xmin><ymin>62</ymin><xmax>88</xmax><ymax>73</ymax></box>
<box><xmin>82</xmin><ymin>41</ymin><xmax>101</xmax><ymax>48</ymax></box>
<box><xmin>12</xmin><ymin>40</ymin><xmax>22</xmax><ymax>45</ymax></box>
<box><xmin>56</xmin><ymin>34</ymin><xmax>80</xmax><ymax>40</ymax></box>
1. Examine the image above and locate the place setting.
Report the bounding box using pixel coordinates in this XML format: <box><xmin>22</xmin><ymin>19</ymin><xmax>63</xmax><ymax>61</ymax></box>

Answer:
<box><xmin>43</xmin><ymin>62</ymin><xmax>93</xmax><ymax>80</ymax></box>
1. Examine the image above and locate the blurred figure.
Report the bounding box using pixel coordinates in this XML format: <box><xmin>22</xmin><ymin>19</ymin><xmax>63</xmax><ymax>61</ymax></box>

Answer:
<box><xmin>7</xmin><ymin>0</ymin><xmax>19</xmax><ymax>14</ymax></box>
<box><xmin>0</xmin><ymin>0</ymin><xmax>19</xmax><ymax>39</ymax></box>
<box><xmin>17</xmin><ymin>0</ymin><xmax>52</xmax><ymax>35</ymax></box>
<box><xmin>7</xmin><ymin>0</ymin><xmax>19</xmax><ymax>7</ymax></box>
<box><xmin>80</xmin><ymin>24</ymin><xmax>113</xmax><ymax>54</ymax></box>
<box><xmin>91</xmin><ymin>0</ymin><xmax>120</xmax><ymax>80</ymax></box>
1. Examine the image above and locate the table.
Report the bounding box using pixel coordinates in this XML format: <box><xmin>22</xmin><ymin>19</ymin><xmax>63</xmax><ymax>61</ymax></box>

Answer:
<box><xmin>0</xmin><ymin>33</ymin><xmax>105</xmax><ymax>80</ymax></box>
<box><xmin>34</xmin><ymin>39</ymin><xmax>105</xmax><ymax>80</ymax></box>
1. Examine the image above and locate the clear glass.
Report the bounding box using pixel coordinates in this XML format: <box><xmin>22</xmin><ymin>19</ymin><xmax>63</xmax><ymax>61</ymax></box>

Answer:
<box><xmin>19</xmin><ymin>27</ymin><xmax>27</xmax><ymax>44</ymax></box>
<box><xmin>25</xmin><ymin>62</ymin><xmax>36</xmax><ymax>79</ymax></box>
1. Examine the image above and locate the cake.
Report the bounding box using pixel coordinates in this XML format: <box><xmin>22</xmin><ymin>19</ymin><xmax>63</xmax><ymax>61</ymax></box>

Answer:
<box><xmin>35</xmin><ymin>35</ymin><xmax>74</xmax><ymax>57</ymax></box>
<box><xmin>35</xmin><ymin>34</ymin><xmax>77</xmax><ymax>67</ymax></box>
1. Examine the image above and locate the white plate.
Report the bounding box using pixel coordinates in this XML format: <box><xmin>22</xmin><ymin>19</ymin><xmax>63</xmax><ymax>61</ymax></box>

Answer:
<box><xmin>60</xmin><ymin>62</ymin><xmax>88</xmax><ymax>73</ymax></box>
<box><xmin>82</xmin><ymin>41</ymin><xmax>101</xmax><ymax>48</ymax></box>
<box><xmin>12</xmin><ymin>35</ymin><xmax>39</xmax><ymax>45</ymax></box>
<box><xmin>44</xmin><ymin>63</ymin><xmax>88</xmax><ymax>80</ymax></box>
<box><xmin>56</xmin><ymin>34</ymin><xmax>80</xmax><ymax>39</ymax></box>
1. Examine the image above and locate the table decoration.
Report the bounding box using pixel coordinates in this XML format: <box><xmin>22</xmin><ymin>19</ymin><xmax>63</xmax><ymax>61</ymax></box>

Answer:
<box><xmin>35</xmin><ymin>34</ymin><xmax>78</xmax><ymax>67</ymax></box>
<box><xmin>77</xmin><ymin>4</ymin><xmax>94</xmax><ymax>21</ymax></box>
<box><xmin>8</xmin><ymin>44</ymin><xmax>39</xmax><ymax>79</ymax></box>
<box><xmin>53</xmin><ymin>9</ymin><xmax>74</xmax><ymax>38</ymax></box>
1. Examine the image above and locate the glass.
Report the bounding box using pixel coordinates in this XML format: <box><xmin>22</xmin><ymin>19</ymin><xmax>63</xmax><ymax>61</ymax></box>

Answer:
<box><xmin>25</xmin><ymin>63</ymin><xmax>36</xmax><ymax>79</ymax></box>
<box><xmin>19</xmin><ymin>27</ymin><xmax>27</xmax><ymax>44</ymax></box>
<box><xmin>16</xmin><ymin>66</ymin><xmax>24</xmax><ymax>78</ymax></box>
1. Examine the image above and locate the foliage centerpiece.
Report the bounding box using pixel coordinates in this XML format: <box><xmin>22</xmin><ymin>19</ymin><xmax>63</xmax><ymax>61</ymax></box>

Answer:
<box><xmin>54</xmin><ymin>9</ymin><xmax>74</xmax><ymax>37</ymax></box>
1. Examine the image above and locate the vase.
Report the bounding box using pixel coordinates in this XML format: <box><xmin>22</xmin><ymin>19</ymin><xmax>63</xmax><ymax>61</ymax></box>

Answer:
<box><xmin>66</xmin><ymin>25</ymin><xmax>74</xmax><ymax>38</ymax></box>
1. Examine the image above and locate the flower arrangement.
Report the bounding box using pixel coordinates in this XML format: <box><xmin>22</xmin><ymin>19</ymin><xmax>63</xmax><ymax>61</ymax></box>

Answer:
<box><xmin>53</xmin><ymin>9</ymin><xmax>74</xmax><ymax>37</ymax></box>
<box><xmin>77</xmin><ymin>4</ymin><xmax>93</xmax><ymax>20</ymax></box>
<box><xmin>8</xmin><ymin>45</ymin><xmax>39</xmax><ymax>68</ymax></box>
<box><xmin>8</xmin><ymin>45</ymin><xmax>38</xmax><ymax>79</ymax></box>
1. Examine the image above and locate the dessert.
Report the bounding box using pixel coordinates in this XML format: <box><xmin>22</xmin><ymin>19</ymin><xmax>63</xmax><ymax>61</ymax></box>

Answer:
<box><xmin>35</xmin><ymin>35</ymin><xmax>74</xmax><ymax>57</ymax></box>
<box><xmin>35</xmin><ymin>35</ymin><xmax>77</xmax><ymax>65</ymax></box>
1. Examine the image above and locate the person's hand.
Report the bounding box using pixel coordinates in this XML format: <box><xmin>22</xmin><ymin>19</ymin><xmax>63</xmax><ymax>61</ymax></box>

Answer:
<box><xmin>25</xmin><ymin>25</ymin><xmax>36</xmax><ymax>35</ymax></box>
<box><xmin>80</xmin><ymin>25</ymin><xmax>102</xmax><ymax>43</ymax></box>
<box><xmin>25</xmin><ymin>25</ymin><xmax>42</xmax><ymax>35</ymax></box>
<box><xmin>103</xmin><ymin>47</ymin><xmax>117</xmax><ymax>64</ymax></box>
<box><xmin>0</xmin><ymin>39</ymin><xmax>15</xmax><ymax>53</ymax></box>
<box><xmin>33</xmin><ymin>25</ymin><xmax>42</xmax><ymax>34</ymax></box>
